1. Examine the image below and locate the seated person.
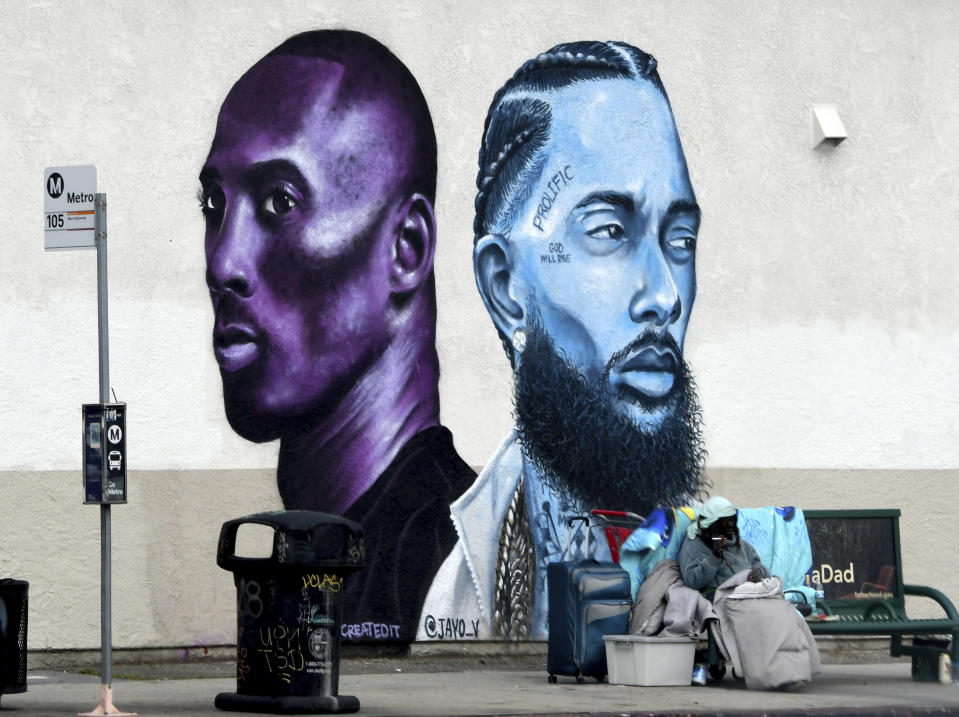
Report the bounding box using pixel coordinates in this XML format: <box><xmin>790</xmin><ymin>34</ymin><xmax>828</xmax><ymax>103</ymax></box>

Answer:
<box><xmin>679</xmin><ymin>496</ymin><xmax>769</xmax><ymax>592</ymax></box>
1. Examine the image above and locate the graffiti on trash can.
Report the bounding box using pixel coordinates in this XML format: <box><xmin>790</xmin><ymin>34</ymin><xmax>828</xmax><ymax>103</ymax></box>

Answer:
<box><xmin>295</xmin><ymin>582</ymin><xmax>339</xmax><ymax>633</ymax></box>
<box><xmin>276</xmin><ymin>533</ymin><xmax>289</xmax><ymax>563</ymax></box>
<box><xmin>301</xmin><ymin>573</ymin><xmax>342</xmax><ymax>592</ymax></box>
<box><xmin>298</xmin><ymin>603</ymin><xmax>335</xmax><ymax>628</ymax></box>
<box><xmin>238</xmin><ymin>578</ymin><xmax>263</xmax><ymax>620</ymax></box>
<box><xmin>257</xmin><ymin>623</ymin><xmax>306</xmax><ymax>683</ymax></box>
<box><xmin>237</xmin><ymin>645</ymin><xmax>251</xmax><ymax>685</ymax></box>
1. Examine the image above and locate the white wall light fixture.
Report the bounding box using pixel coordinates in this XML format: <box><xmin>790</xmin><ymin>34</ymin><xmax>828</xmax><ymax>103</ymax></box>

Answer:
<box><xmin>812</xmin><ymin>104</ymin><xmax>847</xmax><ymax>148</ymax></box>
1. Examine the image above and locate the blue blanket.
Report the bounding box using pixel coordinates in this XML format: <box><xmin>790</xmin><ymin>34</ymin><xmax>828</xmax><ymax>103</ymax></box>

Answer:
<box><xmin>619</xmin><ymin>506</ymin><xmax>816</xmax><ymax>607</ymax></box>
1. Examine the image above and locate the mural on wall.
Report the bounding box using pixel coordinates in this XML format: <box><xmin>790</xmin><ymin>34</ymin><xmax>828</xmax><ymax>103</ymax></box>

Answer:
<box><xmin>198</xmin><ymin>30</ymin><xmax>475</xmax><ymax>644</ymax></box>
<box><xmin>420</xmin><ymin>40</ymin><xmax>708</xmax><ymax>640</ymax></box>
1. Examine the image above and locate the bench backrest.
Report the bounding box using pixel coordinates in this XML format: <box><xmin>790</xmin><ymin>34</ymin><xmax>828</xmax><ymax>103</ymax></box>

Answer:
<box><xmin>803</xmin><ymin>509</ymin><xmax>905</xmax><ymax>617</ymax></box>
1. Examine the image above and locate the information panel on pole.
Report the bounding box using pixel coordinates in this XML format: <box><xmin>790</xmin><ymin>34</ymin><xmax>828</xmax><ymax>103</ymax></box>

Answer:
<box><xmin>82</xmin><ymin>403</ymin><xmax>127</xmax><ymax>504</ymax></box>
<box><xmin>44</xmin><ymin>165</ymin><xmax>97</xmax><ymax>250</ymax></box>
<box><xmin>48</xmin><ymin>171</ymin><xmax>135</xmax><ymax>714</ymax></box>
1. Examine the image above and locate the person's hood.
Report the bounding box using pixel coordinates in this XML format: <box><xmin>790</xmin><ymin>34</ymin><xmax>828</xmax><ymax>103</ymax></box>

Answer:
<box><xmin>686</xmin><ymin>495</ymin><xmax>736</xmax><ymax>540</ymax></box>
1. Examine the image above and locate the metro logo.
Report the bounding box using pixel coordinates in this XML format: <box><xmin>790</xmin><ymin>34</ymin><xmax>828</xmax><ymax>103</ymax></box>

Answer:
<box><xmin>47</xmin><ymin>173</ymin><xmax>63</xmax><ymax>198</ymax></box>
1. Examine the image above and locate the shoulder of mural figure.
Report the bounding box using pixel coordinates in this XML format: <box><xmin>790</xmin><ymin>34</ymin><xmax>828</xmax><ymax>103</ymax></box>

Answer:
<box><xmin>417</xmin><ymin>432</ymin><xmax>524</xmax><ymax>640</ymax></box>
<box><xmin>340</xmin><ymin>425</ymin><xmax>475</xmax><ymax>642</ymax></box>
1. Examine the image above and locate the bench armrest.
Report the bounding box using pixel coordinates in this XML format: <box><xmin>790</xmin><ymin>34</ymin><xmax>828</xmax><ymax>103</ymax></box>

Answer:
<box><xmin>903</xmin><ymin>584</ymin><xmax>959</xmax><ymax>622</ymax></box>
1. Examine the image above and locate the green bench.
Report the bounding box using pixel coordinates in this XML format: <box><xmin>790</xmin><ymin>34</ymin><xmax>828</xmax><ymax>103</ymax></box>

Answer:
<box><xmin>803</xmin><ymin>509</ymin><xmax>959</xmax><ymax>677</ymax></box>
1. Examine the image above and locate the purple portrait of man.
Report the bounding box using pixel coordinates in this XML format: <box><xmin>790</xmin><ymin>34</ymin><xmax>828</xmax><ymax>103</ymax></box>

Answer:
<box><xmin>199</xmin><ymin>30</ymin><xmax>475</xmax><ymax>643</ymax></box>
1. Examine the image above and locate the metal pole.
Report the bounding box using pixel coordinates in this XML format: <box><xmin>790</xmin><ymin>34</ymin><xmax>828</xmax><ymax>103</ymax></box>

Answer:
<box><xmin>95</xmin><ymin>193</ymin><xmax>112</xmax><ymax>688</ymax></box>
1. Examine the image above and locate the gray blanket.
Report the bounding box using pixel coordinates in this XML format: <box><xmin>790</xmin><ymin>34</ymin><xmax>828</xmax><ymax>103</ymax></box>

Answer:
<box><xmin>629</xmin><ymin>559</ymin><xmax>716</xmax><ymax>638</ymax></box>
<box><xmin>712</xmin><ymin>571</ymin><xmax>822</xmax><ymax>690</ymax></box>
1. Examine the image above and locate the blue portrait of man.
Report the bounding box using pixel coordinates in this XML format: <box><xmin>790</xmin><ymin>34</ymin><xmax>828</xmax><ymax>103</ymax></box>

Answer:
<box><xmin>420</xmin><ymin>41</ymin><xmax>708</xmax><ymax>640</ymax></box>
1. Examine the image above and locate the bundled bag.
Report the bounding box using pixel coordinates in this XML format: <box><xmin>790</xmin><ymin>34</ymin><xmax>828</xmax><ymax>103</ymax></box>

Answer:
<box><xmin>712</xmin><ymin>571</ymin><xmax>821</xmax><ymax>690</ymax></box>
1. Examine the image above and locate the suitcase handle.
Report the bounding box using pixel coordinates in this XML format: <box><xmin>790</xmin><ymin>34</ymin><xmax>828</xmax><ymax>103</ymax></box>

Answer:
<box><xmin>590</xmin><ymin>509</ymin><xmax>645</xmax><ymax>523</ymax></box>
<box><xmin>565</xmin><ymin>515</ymin><xmax>590</xmax><ymax>560</ymax></box>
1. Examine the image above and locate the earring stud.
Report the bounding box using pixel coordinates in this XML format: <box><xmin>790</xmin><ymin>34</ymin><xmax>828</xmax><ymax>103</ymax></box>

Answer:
<box><xmin>512</xmin><ymin>328</ymin><xmax>527</xmax><ymax>353</ymax></box>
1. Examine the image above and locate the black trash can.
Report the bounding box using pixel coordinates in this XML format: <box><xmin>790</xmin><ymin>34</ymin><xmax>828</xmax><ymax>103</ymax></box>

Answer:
<box><xmin>214</xmin><ymin>511</ymin><xmax>365</xmax><ymax>714</ymax></box>
<box><xmin>0</xmin><ymin>579</ymin><xmax>28</xmax><ymax>706</ymax></box>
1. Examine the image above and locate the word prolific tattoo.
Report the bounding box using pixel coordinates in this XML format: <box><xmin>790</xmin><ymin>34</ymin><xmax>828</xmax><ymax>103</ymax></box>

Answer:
<box><xmin>532</xmin><ymin>166</ymin><xmax>575</xmax><ymax>232</ymax></box>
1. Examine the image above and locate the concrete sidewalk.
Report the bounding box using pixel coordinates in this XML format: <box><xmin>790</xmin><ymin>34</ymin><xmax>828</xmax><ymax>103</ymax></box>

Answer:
<box><xmin>3</xmin><ymin>662</ymin><xmax>959</xmax><ymax>717</ymax></box>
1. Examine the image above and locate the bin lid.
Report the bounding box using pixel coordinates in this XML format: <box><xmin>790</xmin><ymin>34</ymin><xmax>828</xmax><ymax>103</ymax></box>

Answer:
<box><xmin>217</xmin><ymin>510</ymin><xmax>365</xmax><ymax>573</ymax></box>
<box><xmin>603</xmin><ymin>634</ymin><xmax>698</xmax><ymax>644</ymax></box>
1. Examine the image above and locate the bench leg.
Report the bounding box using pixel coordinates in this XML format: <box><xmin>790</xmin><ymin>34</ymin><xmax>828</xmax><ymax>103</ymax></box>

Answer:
<box><xmin>891</xmin><ymin>634</ymin><xmax>957</xmax><ymax>681</ymax></box>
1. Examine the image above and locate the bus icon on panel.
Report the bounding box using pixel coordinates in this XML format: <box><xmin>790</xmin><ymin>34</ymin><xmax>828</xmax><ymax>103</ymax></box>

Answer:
<box><xmin>108</xmin><ymin>451</ymin><xmax>122</xmax><ymax>470</ymax></box>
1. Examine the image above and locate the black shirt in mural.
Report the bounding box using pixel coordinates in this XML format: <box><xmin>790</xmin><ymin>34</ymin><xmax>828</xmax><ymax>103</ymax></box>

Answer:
<box><xmin>341</xmin><ymin>426</ymin><xmax>475</xmax><ymax>643</ymax></box>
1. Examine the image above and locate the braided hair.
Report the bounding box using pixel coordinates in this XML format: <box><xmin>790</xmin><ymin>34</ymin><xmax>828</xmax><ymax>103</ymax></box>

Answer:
<box><xmin>473</xmin><ymin>41</ymin><xmax>668</xmax><ymax>363</ymax></box>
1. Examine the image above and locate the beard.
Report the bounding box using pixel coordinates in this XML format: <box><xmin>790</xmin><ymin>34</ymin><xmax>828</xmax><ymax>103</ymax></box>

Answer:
<box><xmin>513</xmin><ymin>317</ymin><xmax>708</xmax><ymax>516</ymax></box>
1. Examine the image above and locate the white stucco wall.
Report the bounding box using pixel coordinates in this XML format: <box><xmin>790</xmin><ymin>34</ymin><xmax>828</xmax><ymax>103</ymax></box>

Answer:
<box><xmin>0</xmin><ymin>1</ymin><xmax>957</xmax><ymax>650</ymax></box>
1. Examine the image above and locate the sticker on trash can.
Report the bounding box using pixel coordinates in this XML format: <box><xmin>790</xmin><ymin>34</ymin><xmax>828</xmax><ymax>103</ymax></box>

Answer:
<box><xmin>308</xmin><ymin>627</ymin><xmax>331</xmax><ymax>661</ymax></box>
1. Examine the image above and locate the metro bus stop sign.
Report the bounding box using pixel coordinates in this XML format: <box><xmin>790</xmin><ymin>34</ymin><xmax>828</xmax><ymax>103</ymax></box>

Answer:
<box><xmin>83</xmin><ymin>403</ymin><xmax>127</xmax><ymax>504</ymax></box>
<box><xmin>44</xmin><ymin>165</ymin><xmax>97</xmax><ymax>250</ymax></box>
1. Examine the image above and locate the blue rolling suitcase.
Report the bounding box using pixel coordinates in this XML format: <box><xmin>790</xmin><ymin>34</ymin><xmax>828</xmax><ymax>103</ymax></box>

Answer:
<box><xmin>547</xmin><ymin>516</ymin><xmax>632</xmax><ymax>683</ymax></box>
